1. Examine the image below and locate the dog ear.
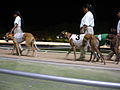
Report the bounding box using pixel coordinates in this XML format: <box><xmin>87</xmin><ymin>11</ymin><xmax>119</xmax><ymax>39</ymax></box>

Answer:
<box><xmin>62</xmin><ymin>30</ymin><xmax>68</xmax><ymax>32</ymax></box>
<box><xmin>65</xmin><ymin>32</ymin><xmax>68</xmax><ymax>35</ymax></box>
<box><xmin>61</xmin><ymin>30</ymin><xmax>68</xmax><ymax>34</ymax></box>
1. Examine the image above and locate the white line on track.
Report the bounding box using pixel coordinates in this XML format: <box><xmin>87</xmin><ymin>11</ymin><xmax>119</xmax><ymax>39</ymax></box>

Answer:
<box><xmin>0</xmin><ymin>46</ymin><xmax>109</xmax><ymax>55</ymax></box>
<box><xmin>0</xmin><ymin>56</ymin><xmax>120</xmax><ymax>71</ymax></box>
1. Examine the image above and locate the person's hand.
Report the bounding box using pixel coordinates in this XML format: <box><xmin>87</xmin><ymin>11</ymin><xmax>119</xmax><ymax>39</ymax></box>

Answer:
<box><xmin>80</xmin><ymin>27</ymin><xmax>84</xmax><ymax>34</ymax></box>
<box><xmin>80</xmin><ymin>27</ymin><xmax>83</xmax><ymax>30</ymax></box>
<box><xmin>117</xmin><ymin>34</ymin><xmax>120</xmax><ymax>36</ymax></box>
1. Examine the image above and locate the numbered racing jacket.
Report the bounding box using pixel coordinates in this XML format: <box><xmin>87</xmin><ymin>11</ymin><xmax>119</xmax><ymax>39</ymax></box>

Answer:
<box><xmin>69</xmin><ymin>34</ymin><xmax>86</xmax><ymax>48</ymax></box>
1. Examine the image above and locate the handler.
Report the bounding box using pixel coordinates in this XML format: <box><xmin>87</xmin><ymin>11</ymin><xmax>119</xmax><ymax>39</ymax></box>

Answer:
<box><xmin>117</xmin><ymin>10</ymin><xmax>120</xmax><ymax>35</ymax></box>
<box><xmin>106</xmin><ymin>10</ymin><xmax>120</xmax><ymax>60</ymax></box>
<box><xmin>11</xmin><ymin>11</ymin><xmax>23</xmax><ymax>34</ymax></box>
<box><xmin>79</xmin><ymin>4</ymin><xmax>95</xmax><ymax>60</ymax></box>
<box><xmin>10</xmin><ymin>11</ymin><xmax>24</xmax><ymax>51</ymax></box>
<box><xmin>80</xmin><ymin>4</ymin><xmax>95</xmax><ymax>35</ymax></box>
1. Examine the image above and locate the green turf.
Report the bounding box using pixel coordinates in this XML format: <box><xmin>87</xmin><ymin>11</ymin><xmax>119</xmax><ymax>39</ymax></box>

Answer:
<box><xmin>0</xmin><ymin>74</ymin><xmax>118</xmax><ymax>90</ymax></box>
<box><xmin>0</xmin><ymin>60</ymin><xmax>120</xmax><ymax>90</ymax></box>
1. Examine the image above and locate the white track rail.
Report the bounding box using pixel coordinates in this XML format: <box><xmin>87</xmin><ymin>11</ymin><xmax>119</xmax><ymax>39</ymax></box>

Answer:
<box><xmin>0</xmin><ymin>69</ymin><xmax>120</xmax><ymax>89</ymax></box>
<box><xmin>0</xmin><ymin>40</ymin><xmax>110</xmax><ymax>48</ymax></box>
<box><xmin>0</xmin><ymin>40</ymin><xmax>69</xmax><ymax>46</ymax></box>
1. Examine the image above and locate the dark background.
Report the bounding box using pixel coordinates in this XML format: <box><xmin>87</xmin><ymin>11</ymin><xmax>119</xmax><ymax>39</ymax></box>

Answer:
<box><xmin>0</xmin><ymin>0</ymin><xmax>119</xmax><ymax>40</ymax></box>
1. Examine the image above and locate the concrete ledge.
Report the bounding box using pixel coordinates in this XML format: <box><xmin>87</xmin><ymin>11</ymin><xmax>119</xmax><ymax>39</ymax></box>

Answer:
<box><xmin>0</xmin><ymin>40</ymin><xmax>110</xmax><ymax>48</ymax></box>
<box><xmin>0</xmin><ymin>40</ymin><xmax>70</xmax><ymax>46</ymax></box>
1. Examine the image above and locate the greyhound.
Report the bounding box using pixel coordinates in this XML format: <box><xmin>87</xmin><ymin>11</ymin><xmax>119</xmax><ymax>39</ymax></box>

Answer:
<box><xmin>57</xmin><ymin>31</ymin><xmax>105</xmax><ymax>64</ymax></box>
<box><xmin>90</xmin><ymin>33</ymin><xmax>117</xmax><ymax>62</ymax></box>
<box><xmin>3</xmin><ymin>32</ymin><xmax>38</xmax><ymax>56</ymax></box>
<box><xmin>90</xmin><ymin>34</ymin><xmax>109</xmax><ymax>62</ymax></box>
<box><xmin>109</xmin><ymin>35</ymin><xmax>120</xmax><ymax>64</ymax></box>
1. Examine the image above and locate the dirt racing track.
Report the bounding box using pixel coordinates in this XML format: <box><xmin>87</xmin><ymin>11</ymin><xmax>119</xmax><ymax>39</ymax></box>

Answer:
<box><xmin>0</xmin><ymin>48</ymin><xmax>120</xmax><ymax>69</ymax></box>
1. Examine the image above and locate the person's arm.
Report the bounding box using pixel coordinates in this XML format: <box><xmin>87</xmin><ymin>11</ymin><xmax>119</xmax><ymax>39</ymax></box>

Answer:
<box><xmin>10</xmin><ymin>23</ymin><xmax>18</xmax><ymax>33</ymax></box>
<box><xmin>80</xmin><ymin>13</ymin><xmax>90</xmax><ymax>30</ymax></box>
<box><xmin>117</xmin><ymin>31</ymin><xmax>120</xmax><ymax>35</ymax></box>
<box><xmin>117</xmin><ymin>30</ymin><xmax>120</xmax><ymax>35</ymax></box>
<box><xmin>11</xmin><ymin>16</ymin><xmax>20</xmax><ymax>33</ymax></box>
<box><xmin>117</xmin><ymin>20</ymin><xmax>120</xmax><ymax>35</ymax></box>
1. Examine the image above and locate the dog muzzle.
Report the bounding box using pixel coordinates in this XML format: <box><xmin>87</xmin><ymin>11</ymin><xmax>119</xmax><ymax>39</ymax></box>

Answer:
<box><xmin>3</xmin><ymin>36</ymin><xmax>9</xmax><ymax>42</ymax></box>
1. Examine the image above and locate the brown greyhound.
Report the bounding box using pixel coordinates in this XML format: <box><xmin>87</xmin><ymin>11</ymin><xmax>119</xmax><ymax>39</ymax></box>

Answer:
<box><xmin>57</xmin><ymin>31</ymin><xmax>105</xmax><ymax>64</ymax></box>
<box><xmin>109</xmin><ymin>35</ymin><xmax>120</xmax><ymax>64</ymax></box>
<box><xmin>3</xmin><ymin>32</ymin><xmax>38</xmax><ymax>56</ymax></box>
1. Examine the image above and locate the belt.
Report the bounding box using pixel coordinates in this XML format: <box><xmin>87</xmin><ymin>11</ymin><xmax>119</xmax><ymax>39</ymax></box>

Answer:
<box><xmin>88</xmin><ymin>25</ymin><xmax>93</xmax><ymax>27</ymax></box>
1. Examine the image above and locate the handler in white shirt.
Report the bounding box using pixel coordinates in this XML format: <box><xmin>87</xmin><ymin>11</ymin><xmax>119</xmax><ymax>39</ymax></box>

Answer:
<box><xmin>80</xmin><ymin>4</ymin><xmax>95</xmax><ymax>35</ymax></box>
<box><xmin>79</xmin><ymin>4</ymin><xmax>95</xmax><ymax>60</ymax></box>
<box><xmin>11</xmin><ymin>11</ymin><xmax>23</xmax><ymax>34</ymax></box>
<box><xmin>117</xmin><ymin>10</ymin><xmax>120</xmax><ymax>34</ymax></box>
<box><xmin>10</xmin><ymin>11</ymin><xmax>24</xmax><ymax>51</ymax></box>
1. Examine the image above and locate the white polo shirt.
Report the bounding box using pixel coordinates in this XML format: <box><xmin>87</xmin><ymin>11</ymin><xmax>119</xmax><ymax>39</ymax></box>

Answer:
<box><xmin>117</xmin><ymin>20</ymin><xmax>120</xmax><ymax>34</ymax></box>
<box><xmin>14</xmin><ymin>16</ymin><xmax>21</xmax><ymax>27</ymax></box>
<box><xmin>80</xmin><ymin>11</ymin><xmax>94</xmax><ymax>28</ymax></box>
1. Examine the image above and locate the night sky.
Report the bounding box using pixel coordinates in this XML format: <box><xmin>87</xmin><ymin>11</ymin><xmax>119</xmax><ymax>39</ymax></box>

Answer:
<box><xmin>0</xmin><ymin>0</ymin><xmax>119</xmax><ymax>34</ymax></box>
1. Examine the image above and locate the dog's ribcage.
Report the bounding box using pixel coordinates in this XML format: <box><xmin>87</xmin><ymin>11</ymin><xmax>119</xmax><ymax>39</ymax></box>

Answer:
<box><xmin>70</xmin><ymin>34</ymin><xmax>85</xmax><ymax>48</ymax></box>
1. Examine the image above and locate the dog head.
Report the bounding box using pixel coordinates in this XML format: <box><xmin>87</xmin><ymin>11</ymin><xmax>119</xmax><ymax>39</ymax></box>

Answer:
<box><xmin>107</xmin><ymin>34</ymin><xmax>116</xmax><ymax>40</ymax></box>
<box><xmin>56</xmin><ymin>30</ymin><xmax>69</xmax><ymax>39</ymax></box>
<box><xmin>105</xmin><ymin>34</ymin><xmax>115</xmax><ymax>45</ymax></box>
<box><xmin>3</xmin><ymin>32</ymin><xmax>13</xmax><ymax>42</ymax></box>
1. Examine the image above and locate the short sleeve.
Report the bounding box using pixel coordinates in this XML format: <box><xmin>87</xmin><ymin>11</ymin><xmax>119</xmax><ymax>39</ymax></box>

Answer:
<box><xmin>80</xmin><ymin>11</ymin><xmax>94</xmax><ymax>27</ymax></box>
<box><xmin>83</xmin><ymin>14</ymin><xmax>90</xmax><ymax>26</ymax></box>
<box><xmin>14</xmin><ymin>16</ymin><xmax>20</xmax><ymax>25</ymax></box>
<box><xmin>117</xmin><ymin>20</ymin><xmax>120</xmax><ymax>34</ymax></box>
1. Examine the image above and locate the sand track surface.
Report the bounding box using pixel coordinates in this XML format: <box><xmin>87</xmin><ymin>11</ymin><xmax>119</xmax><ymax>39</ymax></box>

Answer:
<box><xmin>0</xmin><ymin>48</ymin><xmax>120</xmax><ymax>69</ymax></box>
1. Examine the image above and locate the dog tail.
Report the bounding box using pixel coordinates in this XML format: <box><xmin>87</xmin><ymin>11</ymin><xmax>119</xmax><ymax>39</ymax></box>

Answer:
<box><xmin>32</xmin><ymin>38</ymin><xmax>40</xmax><ymax>51</ymax></box>
<box><xmin>34</xmin><ymin>40</ymin><xmax>40</xmax><ymax>51</ymax></box>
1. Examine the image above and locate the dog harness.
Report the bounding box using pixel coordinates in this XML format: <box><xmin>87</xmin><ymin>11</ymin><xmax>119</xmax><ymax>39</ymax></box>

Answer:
<box><xmin>14</xmin><ymin>33</ymin><xmax>25</xmax><ymax>43</ymax></box>
<box><xmin>95</xmin><ymin>34</ymin><xmax>108</xmax><ymax>46</ymax></box>
<box><xmin>70</xmin><ymin>34</ymin><xmax>86</xmax><ymax>48</ymax></box>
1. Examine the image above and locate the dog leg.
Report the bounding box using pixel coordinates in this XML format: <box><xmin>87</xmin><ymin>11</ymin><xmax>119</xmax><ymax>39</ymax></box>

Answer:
<box><xmin>73</xmin><ymin>46</ymin><xmax>76</xmax><ymax>60</ymax></box>
<box><xmin>66</xmin><ymin>48</ymin><xmax>72</xmax><ymax>58</ymax></box>
<box><xmin>90</xmin><ymin>37</ymin><xmax>105</xmax><ymax>65</ymax></box>
<box><xmin>92</xmin><ymin>47</ymin><xmax>105</xmax><ymax>65</ymax></box>
<box><xmin>88</xmin><ymin>51</ymin><xmax>93</xmax><ymax>62</ymax></box>
<box><xmin>34</xmin><ymin>50</ymin><xmax>37</xmax><ymax>57</ymax></box>
<box><xmin>31</xmin><ymin>47</ymin><xmax>36</xmax><ymax>57</ymax></box>
<box><xmin>11</xmin><ymin>45</ymin><xmax>15</xmax><ymax>55</ymax></box>
<box><xmin>115</xmin><ymin>53</ymin><xmax>120</xmax><ymax>64</ymax></box>
<box><xmin>16</xmin><ymin>45</ymin><xmax>21</xmax><ymax>56</ymax></box>
<box><xmin>96</xmin><ymin>53</ymin><xmax>101</xmax><ymax>62</ymax></box>
<box><xmin>79</xmin><ymin>38</ymin><xmax>87</xmax><ymax>60</ymax></box>
<box><xmin>31</xmin><ymin>40</ymin><xmax>37</xmax><ymax>57</ymax></box>
<box><xmin>79</xmin><ymin>46</ymin><xmax>86</xmax><ymax>60</ymax></box>
<box><xmin>19</xmin><ymin>44</ymin><xmax>24</xmax><ymax>55</ymax></box>
<box><xmin>13</xmin><ymin>38</ymin><xmax>21</xmax><ymax>56</ymax></box>
<box><xmin>26</xmin><ymin>49</ymin><xmax>30</xmax><ymax>55</ymax></box>
<box><xmin>92</xmin><ymin>52</ymin><xmax>98</xmax><ymax>62</ymax></box>
<box><xmin>25</xmin><ymin>43</ymin><xmax>36</xmax><ymax>57</ymax></box>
